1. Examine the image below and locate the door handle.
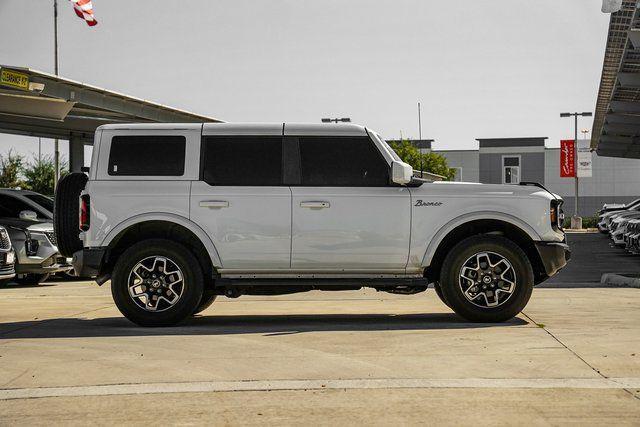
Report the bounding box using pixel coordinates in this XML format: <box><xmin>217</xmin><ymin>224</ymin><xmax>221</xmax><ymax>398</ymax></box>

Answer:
<box><xmin>300</xmin><ymin>201</ymin><xmax>330</xmax><ymax>209</ymax></box>
<box><xmin>199</xmin><ymin>200</ymin><xmax>229</xmax><ymax>209</ymax></box>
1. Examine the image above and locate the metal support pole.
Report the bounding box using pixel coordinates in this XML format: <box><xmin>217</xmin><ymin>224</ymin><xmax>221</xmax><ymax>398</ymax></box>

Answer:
<box><xmin>418</xmin><ymin>102</ymin><xmax>423</xmax><ymax>178</ymax></box>
<box><xmin>574</xmin><ymin>114</ymin><xmax>578</xmax><ymax>217</ymax></box>
<box><xmin>53</xmin><ymin>0</ymin><xmax>60</xmax><ymax>188</ymax></box>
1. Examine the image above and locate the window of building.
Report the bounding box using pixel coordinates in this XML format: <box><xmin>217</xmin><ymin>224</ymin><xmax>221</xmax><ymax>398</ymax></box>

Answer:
<box><xmin>297</xmin><ymin>136</ymin><xmax>389</xmax><ymax>186</ymax></box>
<box><xmin>108</xmin><ymin>135</ymin><xmax>186</xmax><ymax>176</ymax></box>
<box><xmin>502</xmin><ymin>156</ymin><xmax>521</xmax><ymax>184</ymax></box>
<box><xmin>201</xmin><ymin>136</ymin><xmax>283</xmax><ymax>186</ymax></box>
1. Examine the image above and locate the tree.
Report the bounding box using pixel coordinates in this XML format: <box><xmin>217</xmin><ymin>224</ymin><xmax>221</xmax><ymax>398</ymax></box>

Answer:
<box><xmin>388</xmin><ymin>140</ymin><xmax>456</xmax><ymax>180</ymax></box>
<box><xmin>23</xmin><ymin>155</ymin><xmax>68</xmax><ymax>196</ymax></box>
<box><xmin>0</xmin><ymin>150</ymin><xmax>25</xmax><ymax>189</ymax></box>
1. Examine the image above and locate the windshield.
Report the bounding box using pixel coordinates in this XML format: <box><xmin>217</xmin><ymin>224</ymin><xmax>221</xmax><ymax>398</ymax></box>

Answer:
<box><xmin>374</xmin><ymin>133</ymin><xmax>401</xmax><ymax>161</ymax></box>
<box><xmin>24</xmin><ymin>194</ymin><xmax>54</xmax><ymax>213</ymax></box>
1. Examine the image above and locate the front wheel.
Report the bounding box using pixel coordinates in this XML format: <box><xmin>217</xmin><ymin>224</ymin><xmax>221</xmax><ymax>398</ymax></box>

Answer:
<box><xmin>439</xmin><ymin>235</ymin><xmax>534</xmax><ymax>323</ymax></box>
<box><xmin>111</xmin><ymin>239</ymin><xmax>204</xmax><ymax>327</ymax></box>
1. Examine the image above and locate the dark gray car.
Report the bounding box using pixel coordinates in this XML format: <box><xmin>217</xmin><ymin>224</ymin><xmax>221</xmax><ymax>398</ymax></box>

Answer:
<box><xmin>0</xmin><ymin>189</ymin><xmax>72</xmax><ymax>285</ymax></box>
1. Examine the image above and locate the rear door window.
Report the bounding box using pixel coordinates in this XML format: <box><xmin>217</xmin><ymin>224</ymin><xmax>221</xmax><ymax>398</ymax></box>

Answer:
<box><xmin>201</xmin><ymin>136</ymin><xmax>283</xmax><ymax>186</ymax></box>
<box><xmin>108</xmin><ymin>135</ymin><xmax>186</xmax><ymax>176</ymax></box>
<box><xmin>297</xmin><ymin>136</ymin><xmax>389</xmax><ymax>186</ymax></box>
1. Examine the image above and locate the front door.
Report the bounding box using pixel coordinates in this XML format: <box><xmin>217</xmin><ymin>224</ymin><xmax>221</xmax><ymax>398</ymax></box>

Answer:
<box><xmin>288</xmin><ymin>133</ymin><xmax>411</xmax><ymax>271</ymax></box>
<box><xmin>190</xmin><ymin>131</ymin><xmax>291</xmax><ymax>270</ymax></box>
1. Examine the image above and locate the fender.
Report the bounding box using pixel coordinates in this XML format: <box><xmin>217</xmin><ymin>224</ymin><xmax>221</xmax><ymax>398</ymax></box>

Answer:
<box><xmin>101</xmin><ymin>212</ymin><xmax>223</xmax><ymax>268</ymax></box>
<box><xmin>421</xmin><ymin>211</ymin><xmax>542</xmax><ymax>267</ymax></box>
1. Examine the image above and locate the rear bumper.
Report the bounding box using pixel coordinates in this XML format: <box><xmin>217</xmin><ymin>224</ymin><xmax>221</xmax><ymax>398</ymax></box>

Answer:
<box><xmin>535</xmin><ymin>241</ymin><xmax>571</xmax><ymax>278</ymax></box>
<box><xmin>72</xmin><ymin>247</ymin><xmax>107</xmax><ymax>279</ymax></box>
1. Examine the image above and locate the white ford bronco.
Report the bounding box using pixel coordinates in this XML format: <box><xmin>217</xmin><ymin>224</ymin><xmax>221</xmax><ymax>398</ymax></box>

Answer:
<box><xmin>54</xmin><ymin>123</ymin><xmax>570</xmax><ymax>327</ymax></box>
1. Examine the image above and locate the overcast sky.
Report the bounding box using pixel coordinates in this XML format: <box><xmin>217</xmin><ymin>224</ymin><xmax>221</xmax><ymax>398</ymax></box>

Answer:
<box><xmin>0</xmin><ymin>0</ymin><xmax>608</xmax><ymax>163</ymax></box>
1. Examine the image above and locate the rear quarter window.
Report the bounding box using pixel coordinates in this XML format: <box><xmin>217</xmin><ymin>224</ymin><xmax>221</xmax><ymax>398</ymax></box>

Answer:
<box><xmin>108</xmin><ymin>135</ymin><xmax>186</xmax><ymax>176</ymax></box>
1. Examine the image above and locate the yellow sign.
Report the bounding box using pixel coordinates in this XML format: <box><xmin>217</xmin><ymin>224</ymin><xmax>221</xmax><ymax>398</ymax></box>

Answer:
<box><xmin>0</xmin><ymin>69</ymin><xmax>29</xmax><ymax>91</ymax></box>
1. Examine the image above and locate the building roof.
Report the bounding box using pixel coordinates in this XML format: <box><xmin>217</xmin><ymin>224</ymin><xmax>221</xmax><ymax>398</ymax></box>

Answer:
<box><xmin>0</xmin><ymin>65</ymin><xmax>222</xmax><ymax>143</ymax></box>
<box><xmin>591</xmin><ymin>1</ymin><xmax>640</xmax><ymax>158</ymax></box>
<box><xmin>476</xmin><ymin>137</ymin><xmax>547</xmax><ymax>148</ymax></box>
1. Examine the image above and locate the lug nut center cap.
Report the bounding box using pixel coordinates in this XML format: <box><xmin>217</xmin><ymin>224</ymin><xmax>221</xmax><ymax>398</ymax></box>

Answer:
<box><xmin>151</xmin><ymin>280</ymin><xmax>161</xmax><ymax>288</ymax></box>
<box><xmin>482</xmin><ymin>276</ymin><xmax>492</xmax><ymax>284</ymax></box>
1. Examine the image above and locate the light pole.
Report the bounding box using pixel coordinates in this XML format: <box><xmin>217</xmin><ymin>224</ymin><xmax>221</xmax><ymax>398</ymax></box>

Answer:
<box><xmin>560</xmin><ymin>111</ymin><xmax>592</xmax><ymax>225</ymax></box>
<box><xmin>418</xmin><ymin>102</ymin><xmax>423</xmax><ymax>178</ymax></box>
<box><xmin>321</xmin><ymin>117</ymin><xmax>351</xmax><ymax>123</ymax></box>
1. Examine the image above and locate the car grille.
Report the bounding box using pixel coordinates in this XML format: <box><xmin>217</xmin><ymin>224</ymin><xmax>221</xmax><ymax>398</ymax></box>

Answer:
<box><xmin>0</xmin><ymin>229</ymin><xmax>10</xmax><ymax>250</ymax></box>
<box><xmin>45</xmin><ymin>231</ymin><xmax>57</xmax><ymax>246</ymax></box>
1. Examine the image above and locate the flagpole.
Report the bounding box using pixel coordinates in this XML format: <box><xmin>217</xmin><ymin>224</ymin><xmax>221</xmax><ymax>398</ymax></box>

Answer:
<box><xmin>53</xmin><ymin>0</ymin><xmax>60</xmax><ymax>188</ymax></box>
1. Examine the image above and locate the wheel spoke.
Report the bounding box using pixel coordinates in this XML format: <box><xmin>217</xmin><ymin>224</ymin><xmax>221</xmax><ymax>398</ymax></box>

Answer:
<box><xmin>458</xmin><ymin>251</ymin><xmax>517</xmax><ymax>309</ymax></box>
<box><xmin>127</xmin><ymin>255</ymin><xmax>185</xmax><ymax>313</ymax></box>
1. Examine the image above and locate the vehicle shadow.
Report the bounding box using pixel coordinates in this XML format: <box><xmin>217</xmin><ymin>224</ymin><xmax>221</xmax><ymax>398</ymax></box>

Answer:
<box><xmin>0</xmin><ymin>313</ymin><xmax>528</xmax><ymax>339</ymax></box>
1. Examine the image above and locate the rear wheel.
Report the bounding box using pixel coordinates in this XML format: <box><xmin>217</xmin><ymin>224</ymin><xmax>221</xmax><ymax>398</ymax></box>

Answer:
<box><xmin>439</xmin><ymin>235</ymin><xmax>534</xmax><ymax>322</ymax></box>
<box><xmin>111</xmin><ymin>239</ymin><xmax>204</xmax><ymax>327</ymax></box>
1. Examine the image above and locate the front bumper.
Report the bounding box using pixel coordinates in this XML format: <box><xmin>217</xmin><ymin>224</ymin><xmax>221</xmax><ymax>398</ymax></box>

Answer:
<box><xmin>535</xmin><ymin>241</ymin><xmax>571</xmax><ymax>278</ymax></box>
<box><xmin>72</xmin><ymin>247</ymin><xmax>107</xmax><ymax>280</ymax></box>
<box><xmin>15</xmin><ymin>254</ymin><xmax>72</xmax><ymax>275</ymax></box>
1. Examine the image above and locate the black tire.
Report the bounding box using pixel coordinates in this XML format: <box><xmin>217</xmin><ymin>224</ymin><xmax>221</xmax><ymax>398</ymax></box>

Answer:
<box><xmin>0</xmin><ymin>279</ymin><xmax>11</xmax><ymax>288</ymax></box>
<box><xmin>193</xmin><ymin>292</ymin><xmax>217</xmax><ymax>315</ymax></box>
<box><xmin>432</xmin><ymin>282</ymin><xmax>451</xmax><ymax>308</ymax></box>
<box><xmin>15</xmin><ymin>273</ymin><xmax>50</xmax><ymax>286</ymax></box>
<box><xmin>54</xmin><ymin>172</ymin><xmax>88</xmax><ymax>257</ymax></box>
<box><xmin>439</xmin><ymin>235</ymin><xmax>534</xmax><ymax>323</ymax></box>
<box><xmin>111</xmin><ymin>239</ymin><xmax>204</xmax><ymax>327</ymax></box>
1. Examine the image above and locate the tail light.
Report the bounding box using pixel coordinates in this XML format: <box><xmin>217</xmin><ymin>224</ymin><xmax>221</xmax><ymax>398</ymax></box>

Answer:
<box><xmin>80</xmin><ymin>194</ymin><xmax>90</xmax><ymax>232</ymax></box>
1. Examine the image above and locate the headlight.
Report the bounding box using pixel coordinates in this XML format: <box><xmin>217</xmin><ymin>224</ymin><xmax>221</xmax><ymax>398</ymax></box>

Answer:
<box><xmin>5</xmin><ymin>250</ymin><xmax>15</xmax><ymax>264</ymax></box>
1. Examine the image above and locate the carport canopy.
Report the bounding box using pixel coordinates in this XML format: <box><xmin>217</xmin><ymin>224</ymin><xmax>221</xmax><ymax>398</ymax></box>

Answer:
<box><xmin>592</xmin><ymin>1</ymin><xmax>640</xmax><ymax>158</ymax></box>
<box><xmin>0</xmin><ymin>65</ymin><xmax>222</xmax><ymax>171</ymax></box>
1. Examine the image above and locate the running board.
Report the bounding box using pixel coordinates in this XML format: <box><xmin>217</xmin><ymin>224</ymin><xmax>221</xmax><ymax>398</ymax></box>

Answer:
<box><xmin>214</xmin><ymin>277</ymin><xmax>430</xmax><ymax>288</ymax></box>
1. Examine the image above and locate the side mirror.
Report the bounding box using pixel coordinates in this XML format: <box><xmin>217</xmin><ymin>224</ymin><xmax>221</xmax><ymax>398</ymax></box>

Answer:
<box><xmin>391</xmin><ymin>161</ymin><xmax>413</xmax><ymax>185</ymax></box>
<box><xmin>19</xmin><ymin>210</ymin><xmax>38</xmax><ymax>221</ymax></box>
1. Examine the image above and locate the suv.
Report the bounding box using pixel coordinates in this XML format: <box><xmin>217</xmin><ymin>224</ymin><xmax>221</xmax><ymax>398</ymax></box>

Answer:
<box><xmin>55</xmin><ymin>123</ymin><xmax>570</xmax><ymax>327</ymax></box>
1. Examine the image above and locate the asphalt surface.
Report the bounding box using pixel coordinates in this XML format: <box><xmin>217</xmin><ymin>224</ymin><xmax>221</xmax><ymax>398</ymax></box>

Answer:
<box><xmin>1</xmin><ymin>280</ymin><xmax>639</xmax><ymax>425</ymax></box>
<box><xmin>0</xmin><ymin>231</ymin><xmax>639</xmax><ymax>425</ymax></box>
<box><xmin>543</xmin><ymin>231</ymin><xmax>640</xmax><ymax>286</ymax></box>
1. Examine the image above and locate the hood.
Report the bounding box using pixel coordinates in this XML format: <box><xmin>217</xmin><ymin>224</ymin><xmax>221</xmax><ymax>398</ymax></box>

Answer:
<box><xmin>611</xmin><ymin>210</ymin><xmax>640</xmax><ymax>221</ymax></box>
<box><xmin>0</xmin><ymin>217</ymin><xmax>53</xmax><ymax>232</ymax></box>
<box><xmin>615</xmin><ymin>212</ymin><xmax>640</xmax><ymax>221</ymax></box>
<box><xmin>427</xmin><ymin>181</ymin><xmax>558</xmax><ymax>201</ymax></box>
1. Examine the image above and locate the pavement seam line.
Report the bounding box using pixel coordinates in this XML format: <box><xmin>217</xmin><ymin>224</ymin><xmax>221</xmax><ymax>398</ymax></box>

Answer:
<box><xmin>2</xmin><ymin>377</ymin><xmax>640</xmax><ymax>401</ymax></box>
<box><xmin>521</xmin><ymin>311</ymin><xmax>640</xmax><ymax>402</ymax></box>
<box><xmin>521</xmin><ymin>311</ymin><xmax>606</xmax><ymax>378</ymax></box>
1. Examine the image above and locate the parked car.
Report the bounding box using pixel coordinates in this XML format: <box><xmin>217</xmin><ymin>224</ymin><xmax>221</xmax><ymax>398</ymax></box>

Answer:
<box><xmin>0</xmin><ymin>226</ymin><xmax>16</xmax><ymax>286</ymax></box>
<box><xmin>598</xmin><ymin>200</ymin><xmax>640</xmax><ymax>232</ymax></box>
<box><xmin>0</xmin><ymin>189</ymin><xmax>72</xmax><ymax>284</ymax></box>
<box><xmin>55</xmin><ymin>123</ymin><xmax>570</xmax><ymax>327</ymax></box>
<box><xmin>598</xmin><ymin>198</ymin><xmax>640</xmax><ymax>215</ymax></box>
<box><xmin>0</xmin><ymin>188</ymin><xmax>54</xmax><ymax>219</ymax></box>
<box><xmin>623</xmin><ymin>219</ymin><xmax>640</xmax><ymax>253</ymax></box>
<box><xmin>610</xmin><ymin>212</ymin><xmax>640</xmax><ymax>246</ymax></box>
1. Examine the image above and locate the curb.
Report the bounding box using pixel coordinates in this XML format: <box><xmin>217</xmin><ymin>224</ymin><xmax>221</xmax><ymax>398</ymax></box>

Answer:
<box><xmin>600</xmin><ymin>273</ymin><xmax>640</xmax><ymax>288</ymax></box>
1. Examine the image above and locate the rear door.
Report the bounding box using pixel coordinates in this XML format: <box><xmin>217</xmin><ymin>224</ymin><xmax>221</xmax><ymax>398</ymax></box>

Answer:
<box><xmin>287</xmin><ymin>125</ymin><xmax>411</xmax><ymax>271</ymax></box>
<box><xmin>190</xmin><ymin>124</ymin><xmax>291</xmax><ymax>271</ymax></box>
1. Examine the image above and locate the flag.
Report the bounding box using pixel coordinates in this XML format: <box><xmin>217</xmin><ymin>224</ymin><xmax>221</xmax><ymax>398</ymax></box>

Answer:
<box><xmin>69</xmin><ymin>0</ymin><xmax>98</xmax><ymax>26</ymax></box>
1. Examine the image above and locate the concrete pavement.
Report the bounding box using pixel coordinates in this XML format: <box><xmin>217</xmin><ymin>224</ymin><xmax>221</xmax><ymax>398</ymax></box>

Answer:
<box><xmin>0</xmin><ymin>279</ymin><xmax>638</xmax><ymax>425</ymax></box>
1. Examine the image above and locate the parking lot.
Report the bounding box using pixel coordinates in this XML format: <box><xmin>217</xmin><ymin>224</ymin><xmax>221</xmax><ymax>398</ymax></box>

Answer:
<box><xmin>0</xmin><ymin>232</ymin><xmax>638</xmax><ymax>425</ymax></box>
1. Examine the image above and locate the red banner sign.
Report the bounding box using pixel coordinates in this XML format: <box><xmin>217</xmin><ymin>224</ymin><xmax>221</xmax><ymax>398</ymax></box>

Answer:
<box><xmin>560</xmin><ymin>139</ymin><xmax>575</xmax><ymax>178</ymax></box>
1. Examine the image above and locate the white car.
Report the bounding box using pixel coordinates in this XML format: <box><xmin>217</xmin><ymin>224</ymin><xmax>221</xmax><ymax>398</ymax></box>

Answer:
<box><xmin>55</xmin><ymin>123</ymin><xmax>570</xmax><ymax>327</ymax></box>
